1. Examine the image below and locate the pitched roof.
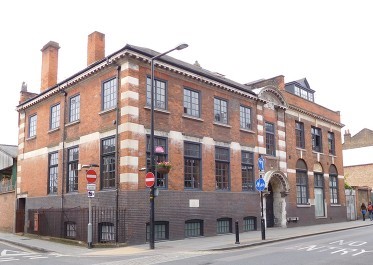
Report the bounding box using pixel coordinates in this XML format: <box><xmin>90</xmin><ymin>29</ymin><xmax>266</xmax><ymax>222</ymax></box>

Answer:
<box><xmin>0</xmin><ymin>144</ymin><xmax>17</xmax><ymax>158</ymax></box>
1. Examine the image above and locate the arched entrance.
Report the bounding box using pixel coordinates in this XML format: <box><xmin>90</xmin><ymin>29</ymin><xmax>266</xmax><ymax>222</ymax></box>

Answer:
<box><xmin>263</xmin><ymin>170</ymin><xmax>290</xmax><ymax>227</ymax></box>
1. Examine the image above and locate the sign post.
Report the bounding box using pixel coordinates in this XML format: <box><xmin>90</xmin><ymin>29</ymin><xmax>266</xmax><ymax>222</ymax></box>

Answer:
<box><xmin>86</xmin><ymin>168</ymin><xmax>97</xmax><ymax>249</ymax></box>
<box><xmin>256</xmin><ymin>155</ymin><xmax>266</xmax><ymax>240</ymax></box>
<box><xmin>256</xmin><ymin>176</ymin><xmax>266</xmax><ymax>240</ymax></box>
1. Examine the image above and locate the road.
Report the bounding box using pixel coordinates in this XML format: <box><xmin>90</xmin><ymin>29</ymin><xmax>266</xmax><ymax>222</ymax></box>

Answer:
<box><xmin>1</xmin><ymin>227</ymin><xmax>372</xmax><ymax>264</ymax></box>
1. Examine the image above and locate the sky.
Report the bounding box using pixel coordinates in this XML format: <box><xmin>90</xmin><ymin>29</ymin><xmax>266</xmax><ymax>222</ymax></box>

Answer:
<box><xmin>1</xmin><ymin>0</ymin><xmax>372</xmax><ymax>145</ymax></box>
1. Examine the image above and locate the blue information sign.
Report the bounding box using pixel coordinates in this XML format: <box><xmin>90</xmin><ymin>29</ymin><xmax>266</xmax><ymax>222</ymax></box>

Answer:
<box><xmin>255</xmin><ymin>178</ymin><xmax>266</xmax><ymax>191</ymax></box>
<box><xmin>258</xmin><ymin>156</ymin><xmax>265</xmax><ymax>171</ymax></box>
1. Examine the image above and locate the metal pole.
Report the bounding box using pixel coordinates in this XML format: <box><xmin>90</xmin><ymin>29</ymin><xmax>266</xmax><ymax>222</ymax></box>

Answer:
<box><xmin>88</xmin><ymin>197</ymin><xmax>92</xmax><ymax>248</ymax></box>
<box><xmin>260</xmin><ymin>190</ymin><xmax>266</xmax><ymax>240</ymax></box>
<box><xmin>235</xmin><ymin>220</ymin><xmax>240</xmax><ymax>244</ymax></box>
<box><xmin>149</xmin><ymin>58</ymin><xmax>155</xmax><ymax>250</ymax></box>
<box><xmin>148</xmin><ymin>44</ymin><xmax>188</xmax><ymax>250</ymax></box>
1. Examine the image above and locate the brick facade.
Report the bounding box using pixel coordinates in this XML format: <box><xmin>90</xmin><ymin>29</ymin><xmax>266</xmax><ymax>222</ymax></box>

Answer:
<box><xmin>15</xmin><ymin>32</ymin><xmax>346</xmax><ymax>245</ymax></box>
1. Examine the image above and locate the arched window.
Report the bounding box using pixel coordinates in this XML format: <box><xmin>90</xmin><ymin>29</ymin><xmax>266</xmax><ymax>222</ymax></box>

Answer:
<box><xmin>296</xmin><ymin>159</ymin><xmax>308</xmax><ymax>204</ymax></box>
<box><xmin>329</xmin><ymin>165</ymin><xmax>339</xmax><ymax>204</ymax></box>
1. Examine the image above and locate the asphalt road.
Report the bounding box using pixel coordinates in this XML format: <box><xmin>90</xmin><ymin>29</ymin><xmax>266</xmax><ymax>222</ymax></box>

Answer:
<box><xmin>1</xmin><ymin>227</ymin><xmax>373</xmax><ymax>264</ymax></box>
<box><xmin>145</xmin><ymin>226</ymin><xmax>373</xmax><ymax>265</ymax></box>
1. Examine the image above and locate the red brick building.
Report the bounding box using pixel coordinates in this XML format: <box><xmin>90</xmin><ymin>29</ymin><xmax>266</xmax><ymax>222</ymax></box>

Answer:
<box><xmin>15</xmin><ymin>32</ymin><xmax>346</xmax><ymax>245</ymax></box>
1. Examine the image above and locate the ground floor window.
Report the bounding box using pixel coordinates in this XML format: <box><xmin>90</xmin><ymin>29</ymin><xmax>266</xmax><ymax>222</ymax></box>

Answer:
<box><xmin>185</xmin><ymin>219</ymin><xmax>203</xmax><ymax>237</ymax></box>
<box><xmin>217</xmin><ymin>218</ymin><xmax>232</xmax><ymax>234</ymax></box>
<box><xmin>146</xmin><ymin>221</ymin><xmax>169</xmax><ymax>241</ymax></box>
<box><xmin>65</xmin><ymin>221</ymin><xmax>76</xmax><ymax>239</ymax></box>
<box><xmin>99</xmin><ymin>222</ymin><xmax>115</xmax><ymax>243</ymax></box>
<box><xmin>243</xmin><ymin>217</ymin><xmax>256</xmax><ymax>231</ymax></box>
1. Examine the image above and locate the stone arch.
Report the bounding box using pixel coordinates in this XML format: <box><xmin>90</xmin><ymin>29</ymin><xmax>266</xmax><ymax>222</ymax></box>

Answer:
<box><xmin>262</xmin><ymin>170</ymin><xmax>289</xmax><ymax>228</ymax></box>
<box><xmin>263</xmin><ymin>170</ymin><xmax>290</xmax><ymax>196</ymax></box>
<box><xmin>313</xmin><ymin>162</ymin><xmax>323</xmax><ymax>173</ymax></box>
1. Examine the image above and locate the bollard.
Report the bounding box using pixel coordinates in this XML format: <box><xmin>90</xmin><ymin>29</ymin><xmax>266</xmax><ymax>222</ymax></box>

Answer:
<box><xmin>235</xmin><ymin>220</ymin><xmax>240</xmax><ymax>244</ymax></box>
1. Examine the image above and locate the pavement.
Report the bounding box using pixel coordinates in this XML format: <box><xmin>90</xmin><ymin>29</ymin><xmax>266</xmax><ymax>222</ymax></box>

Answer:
<box><xmin>0</xmin><ymin>220</ymin><xmax>372</xmax><ymax>256</ymax></box>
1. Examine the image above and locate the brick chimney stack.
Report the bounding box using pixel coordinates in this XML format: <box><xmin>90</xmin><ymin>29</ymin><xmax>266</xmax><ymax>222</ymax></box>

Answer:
<box><xmin>40</xmin><ymin>41</ymin><xmax>60</xmax><ymax>92</ymax></box>
<box><xmin>87</xmin><ymin>31</ymin><xmax>105</xmax><ymax>65</ymax></box>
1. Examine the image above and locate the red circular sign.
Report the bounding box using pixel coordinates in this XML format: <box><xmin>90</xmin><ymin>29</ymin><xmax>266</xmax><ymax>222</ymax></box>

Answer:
<box><xmin>86</xmin><ymin>169</ymin><xmax>97</xmax><ymax>183</ymax></box>
<box><xmin>145</xmin><ymin>172</ymin><xmax>155</xmax><ymax>188</ymax></box>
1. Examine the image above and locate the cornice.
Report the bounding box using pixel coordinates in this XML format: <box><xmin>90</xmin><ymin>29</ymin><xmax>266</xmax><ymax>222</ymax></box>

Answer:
<box><xmin>17</xmin><ymin>49</ymin><xmax>257</xmax><ymax>110</ymax></box>
<box><xmin>288</xmin><ymin>104</ymin><xmax>344</xmax><ymax>128</ymax></box>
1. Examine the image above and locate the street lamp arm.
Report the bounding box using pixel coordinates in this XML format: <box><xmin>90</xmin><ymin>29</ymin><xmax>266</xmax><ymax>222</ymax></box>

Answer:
<box><xmin>151</xmin><ymin>43</ymin><xmax>188</xmax><ymax>61</ymax></box>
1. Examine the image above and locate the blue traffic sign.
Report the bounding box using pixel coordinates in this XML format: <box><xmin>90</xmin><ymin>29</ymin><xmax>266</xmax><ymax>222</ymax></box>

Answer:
<box><xmin>255</xmin><ymin>178</ymin><xmax>266</xmax><ymax>191</ymax></box>
<box><xmin>258</xmin><ymin>156</ymin><xmax>265</xmax><ymax>171</ymax></box>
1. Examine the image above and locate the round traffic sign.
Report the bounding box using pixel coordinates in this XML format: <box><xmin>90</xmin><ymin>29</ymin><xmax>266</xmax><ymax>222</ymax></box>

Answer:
<box><xmin>145</xmin><ymin>172</ymin><xmax>155</xmax><ymax>188</ymax></box>
<box><xmin>255</xmin><ymin>178</ymin><xmax>266</xmax><ymax>191</ymax></box>
<box><xmin>86</xmin><ymin>169</ymin><xmax>97</xmax><ymax>183</ymax></box>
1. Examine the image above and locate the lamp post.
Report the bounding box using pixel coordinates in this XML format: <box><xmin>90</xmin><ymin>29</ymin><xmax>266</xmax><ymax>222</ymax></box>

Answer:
<box><xmin>149</xmin><ymin>43</ymin><xmax>188</xmax><ymax>250</ymax></box>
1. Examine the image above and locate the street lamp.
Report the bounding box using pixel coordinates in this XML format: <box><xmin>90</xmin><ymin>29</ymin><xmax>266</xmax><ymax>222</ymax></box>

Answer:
<box><xmin>149</xmin><ymin>43</ymin><xmax>188</xmax><ymax>250</ymax></box>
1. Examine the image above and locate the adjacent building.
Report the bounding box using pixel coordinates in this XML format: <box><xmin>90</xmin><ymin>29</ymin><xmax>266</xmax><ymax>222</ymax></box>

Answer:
<box><xmin>15</xmin><ymin>32</ymin><xmax>346</xmax><ymax>245</ymax></box>
<box><xmin>0</xmin><ymin>144</ymin><xmax>17</xmax><ymax>232</ymax></box>
<box><xmin>342</xmin><ymin>128</ymin><xmax>373</xmax><ymax>219</ymax></box>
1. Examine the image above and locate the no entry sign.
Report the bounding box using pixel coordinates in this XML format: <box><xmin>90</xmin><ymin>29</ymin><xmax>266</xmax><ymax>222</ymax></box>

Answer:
<box><xmin>86</xmin><ymin>169</ymin><xmax>97</xmax><ymax>183</ymax></box>
<box><xmin>145</xmin><ymin>172</ymin><xmax>155</xmax><ymax>188</ymax></box>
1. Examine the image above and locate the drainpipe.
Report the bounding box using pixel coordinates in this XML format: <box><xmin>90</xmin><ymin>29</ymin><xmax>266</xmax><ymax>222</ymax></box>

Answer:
<box><xmin>61</xmin><ymin>89</ymin><xmax>67</xmax><ymax>237</ymax></box>
<box><xmin>115</xmin><ymin>64</ymin><xmax>121</xmax><ymax>244</ymax></box>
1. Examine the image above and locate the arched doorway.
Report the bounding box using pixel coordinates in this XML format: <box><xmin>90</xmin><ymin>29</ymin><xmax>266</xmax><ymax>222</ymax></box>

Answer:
<box><xmin>263</xmin><ymin>170</ymin><xmax>290</xmax><ymax>227</ymax></box>
<box><xmin>266</xmin><ymin>182</ymin><xmax>274</xmax><ymax>227</ymax></box>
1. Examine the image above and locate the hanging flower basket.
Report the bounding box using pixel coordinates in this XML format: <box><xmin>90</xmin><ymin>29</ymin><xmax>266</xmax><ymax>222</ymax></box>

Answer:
<box><xmin>156</xmin><ymin>161</ymin><xmax>172</xmax><ymax>174</ymax></box>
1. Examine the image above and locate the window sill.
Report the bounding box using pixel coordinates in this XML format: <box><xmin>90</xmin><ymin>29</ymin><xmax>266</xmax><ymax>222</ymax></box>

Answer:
<box><xmin>240</xmin><ymin>128</ymin><xmax>255</xmax><ymax>134</ymax></box>
<box><xmin>99</xmin><ymin>108</ymin><xmax>116</xmax><ymax>115</ymax></box>
<box><xmin>316</xmin><ymin>216</ymin><xmax>327</xmax><ymax>219</ymax></box>
<box><xmin>144</xmin><ymin>106</ymin><xmax>170</xmax><ymax>114</ymax></box>
<box><xmin>182</xmin><ymin>114</ymin><xmax>204</xmax><ymax>122</ymax></box>
<box><xmin>48</xmin><ymin>128</ymin><xmax>60</xmax><ymax>134</ymax></box>
<box><xmin>296</xmin><ymin>147</ymin><xmax>306</xmax><ymax>152</ymax></box>
<box><xmin>297</xmin><ymin>204</ymin><xmax>311</xmax><ymax>208</ymax></box>
<box><xmin>26</xmin><ymin>136</ymin><xmax>36</xmax><ymax>141</ymax></box>
<box><xmin>66</xmin><ymin>120</ymin><xmax>80</xmax><ymax>127</ymax></box>
<box><xmin>312</xmin><ymin>151</ymin><xmax>324</xmax><ymax>155</ymax></box>
<box><xmin>213</xmin><ymin>122</ymin><xmax>231</xmax><ymax>128</ymax></box>
<box><xmin>330</xmin><ymin>204</ymin><xmax>341</xmax><ymax>207</ymax></box>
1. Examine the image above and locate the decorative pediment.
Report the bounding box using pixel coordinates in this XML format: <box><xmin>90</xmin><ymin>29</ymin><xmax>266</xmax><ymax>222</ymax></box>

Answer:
<box><xmin>257</xmin><ymin>86</ymin><xmax>287</xmax><ymax>110</ymax></box>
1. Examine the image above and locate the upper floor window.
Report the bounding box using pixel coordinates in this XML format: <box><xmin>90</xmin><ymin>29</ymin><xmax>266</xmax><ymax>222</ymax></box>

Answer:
<box><xmin>311</xmin><ymin>126</ymin><xmax>322</xmax><ymax>152</ymax></box>
<box><xmin>294</xmin><ymin>86</ymin><xmax>314</xmax><ymax>102</ymax></box>
<box><xmin>102</xmin><ymin>78</ymin><xmax>117</xmax><ymax>111</ymax></box>
<box><xmin>328</xmin><ymin>132</ymin><xmax>335</xmax><ymax>155</ymax></box>
<box><xmin>295</xmin><ymin>121</ymin><xmax>305</xmax><ymax>149</ymax></box>
<box><xmin>101</xmin><ymin>137</ymin><xmax>116</xmax><ymax>189</ymax></box>
<box><xmin>214</xmin><ymin>98</ymin><xmax>228</xmax><ymax>124</ymax></box>
<box><xmin>184</xmin><ymin>142</ymin><xmax>201</xmax><ymax>189</ymax></box>
<box><xmin>183</xmin><ymin>88</ymin><xmax>200</xmax><ymax>117</ymax></box>
<box><xmin>240</xmin><ymin>106</ymin><xmax>251</xmax><ymax>130</ymax></box>
<box><xmin>67</xmin><ymin>146</ymin><xmax>79</xmax><ymax>192</ymax></box>
<box><xmin>146</xmin><ymin>77</ymin><xmax>167</xmax><ymax>110</ymax></box>
<box><xmin>48</xmin><ymin>152</ymin><xmax>58</xmax><ymax>194</ymax></box>
<box><xmin>50</xmin><ymin>104</ymin><xmax>60</xmax><ymax>130</ymax></box>
<box><xmin>215</xmin><ymin>147</ymin><xmax>230</xmax><ymax>190</ymax></box>
<box><xmin>69</xmin><ymin>94</ymin><xmax>80</xmax><ymax>123</ymax></box>
<box><xmin>242</xmin><ymin>151</ymin><xmax>254</xmax><ymax>191</ymax></box>
<box><xmin>28</xmin><ymin>114</ymin><xmax>37</xmax><ymax>138</ymax></box>
<box><xmin>265</xmin><ymin>122</ymin><xmax>275</xmax><ymax>156</ymax></box>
